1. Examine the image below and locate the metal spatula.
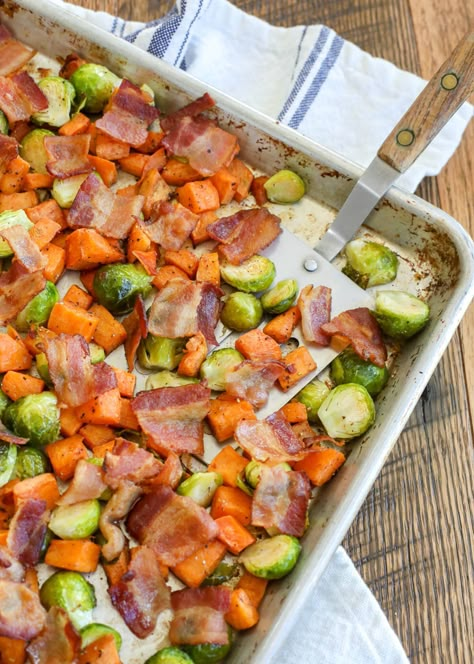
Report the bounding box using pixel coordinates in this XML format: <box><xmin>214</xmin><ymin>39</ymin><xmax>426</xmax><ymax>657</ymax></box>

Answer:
<box><xmin>217</xmin><ymin>33</ymin><xmax>474</xmax><ymax>417</ymax></box>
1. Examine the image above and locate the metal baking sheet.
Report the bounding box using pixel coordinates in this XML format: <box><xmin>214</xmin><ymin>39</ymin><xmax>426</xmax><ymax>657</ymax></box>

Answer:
<box><xmin>2</xmin><ymin>1</ymin><xmax>474</xmax><ymax>661</ymax></box>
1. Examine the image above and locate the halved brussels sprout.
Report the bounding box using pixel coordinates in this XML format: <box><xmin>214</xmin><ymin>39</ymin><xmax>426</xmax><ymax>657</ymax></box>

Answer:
<box><xmin>145</xmin><ymin>370</ymin><xmax>199</xmax><ymax>390</ymax></box>
<box><xmin>49</xmin><ymin>499</ymin><xmax>101</xmax><ymax>539</ymax></box>
<box><xmin>20</xmin><ymin>128</ymin><xmax>55</xmax><ymax>174</ymax></box>
<box><xmin>39</xmin><ymin>571</ymin><xmax>96</xmax><ymax>629</ymax></box>
<box><xmin>330</xmin><ymin>348</ymin><xmax>389</xmax><ymax>397</ymax></box>
<box><xmin>261</xmin><ymin>278</ymin><xmax>298</xmax><ymax>314</ymax></box>
<box><xmin>0</xmin><ymin>442</ymin><xmax>17</xmax><ymax>488</ymax></box>
<box><xmin>220</xmin><ymin>255</ymin><xmax>276</xmax><ymax>293</ymax></box>
<box><xmin>263</xmin><ymin>169</ymin><xmax>306</xmax><ymax>204</ymax></box>
<box><xmin>343</xmin><ymin>239</ymin><xmax>398</xmax><ymax>289</ymax></box>
<box><xmin>244</xmin><ymin>460</ymin><xmax>291</xmax><ymax>489</ymax></box>
<box><xmin>80</xmin><ymin>623</ymin><xmax>122</xmax><ymax>651</ymax></box>
<box><xmin>318</xmin><ymin>383</ymin><xmax>375</xmax><ymax>440</ymax></box>
<box><xmin>145</xmin><ymin>648</ymin><xmax>193</xmax><ymax>664</ymax></box>
<box><xmin>199</xmin><ymin>348</ymin><xmax>244</xmax><ymax>391</ymax></box>
<box><xmin>295</xmin><ymin>379</ymin><xmax>331</xmax><ymax>423</ymax></box>
<box><xmin>0</xmin><ymin>110</ymin><xmax>8</xmax><ymax>134</ymax></box>
<box><xmin>182</xmin><ymin>626</ymin><xmax>233</xmax><ymax>664</ymax></box>
<box><xmin>220</xmin><ymin>292</ymin><xmax>263</xmax><ymax>332</ymax></box>
<box><xmin>240</xmin><ymin>534</ymin><xmax>301</xmax><ymax>579</ymax></box>
<box><xmin>138</xmin><ymin>335</ymin><xmax>186</xmax><ymax>371</ymax></box>
<box><xmin>93</xmin><ymin>263</ymin><xmax>152</xmax><ymax>315</ymax></box>
<box><xmin>177</xmin><ymin>471</ymin><xmax>223</xmax><ymax>507</ymax></box>
<box><xmin>202</xmin><ymin>561</ymin><xmax>239</xmax><ymax>587</ymax></box>
<box><xmin>35</xmin><ymin>352</ymin><xmax>51</xmax><ymax>385</ymax></box>
<box><xmin>0</xmin><ymin>389</ymin><xmax>10</xmax><ymax>419</ymax></box>
<box><xmin>88</xmin><ymin>343</ymin><xmax>106</xmax><ymax>365</ymax></box>
<box><xmin>52</xmin><ymin>173</ymin><xmax>90</xmax><ymax>208</ymax></box>
<box><xmin>14</xmin><ymin>446</ymin><xmax>50</xmax><ymax>480</ymax></box>
<box><xmin>0</xmin><ymin>210</ymin><xmax>33</xmax><ymax>258</ymax></box>
<box><xmin>2</xmin><ymin>392</ymin><xmax>60</xmax><ymax>447</ymax></box>
<box><xmin>374</xmin><ymin>290</ymin><xmax>430</xmax><ymax>339</ymax></box>
<box><xmin>70</xmin><ymin>63</ymin><xmax>121</xmax><ymax>113</ymax></box>
<box><xmin>235</xmin><ymin>469</ymin><xmax>254</xmax><ymax>496</ymax></box>
<box><xmin>15</xmin><ymin>281</ymin><xmax>59</xmax><ymax>332</ymax></box>
<box><xmin>32</xmin><ymin>76</ymin><xmax>76</xmax><ymax>127</ymax></box>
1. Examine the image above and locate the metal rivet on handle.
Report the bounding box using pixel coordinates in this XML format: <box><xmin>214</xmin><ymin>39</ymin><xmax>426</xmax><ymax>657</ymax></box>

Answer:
<box><xmin>441</xmin><ymin>72</ymin><xmax>459</xmax><ymax>90</ymax></box>
<box><xmin>396</xmin><ymin>129</ymin><xmax>415</xmax><ymax>147</ymax></box>
<box><xmin>304</xmin><ymin>258</ymin><xmax>318</xmax><ymax>272</ymax></box>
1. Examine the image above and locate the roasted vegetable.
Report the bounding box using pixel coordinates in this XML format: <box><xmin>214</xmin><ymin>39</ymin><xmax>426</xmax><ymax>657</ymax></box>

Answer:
<box><xmin>15</xmin><ymin>281</ymin><xmax>59</xmax><ymax>332</ymax></box>
<box><xmin>0</xmin><ymin>442</ymin><xmax>17</xmax><ymax>488</ymax></box>
<box><xmin>93</xmin><ymin>263</ymin><xmax>152</xmax><ymax>315</ymax></box>
<box><xmin>182</xmin><ymin>627</ymin><xmax>233</xmax><ymax>664</ymax></box>
<box><xmin>263</xmin><ymin>169</ymin><xmax>306</xmax><ymax>204</ymax></box>
<box><xmin>32</xmin><ymin>76</ymin><xmax>76</xmax><ymax>127</ymax></box>
<box><xmin>145</xmin><ymin>370</ymin><xmax>199</xmax><ymax>390</ymax></box>
<box><xmin>0</xmin><ymin>209</ymin><xmax>33</xmax><ymax>258</ymax></box>
<box><xmin>220</xmin><ymin>292</ymin><xmax>263</xmax><ymax>332</ymax></box>
<box><xmin>261</xmin><ymin>278</ymin><xmax>298</xmax><ymax>314</ymax></box>
<box><xmin>145</xmin><ymin>648</ymin><xmax>194</xmax><ymax>664</ymax></box>
<box><xmin>20</xmin><ymin>128</ymin><xmax>55</xmax><ymax>173</ymax></box>
<box><xmin>375</xmin><ymin>290</ymin><xmax>430</xmax><ymax>339</ymax></box>
<box><xmin>70</xmin><ymin>63</ymin><xmax>120</xmax><ymax>113</ymax></box>
<box><xmin>138</xmin><ymin>335</ymin><xmax>186</xmax><ymax>371</ymax></box>
<box><xmin>199</xmin><ymin>348</ymin><xmax>244</xmax><ymax>391</ymax></box>
<box><xmin>202</xmin><ymin>561</ymin><xmax>239</xmax><ymax>586</ymax></box>
<box><xmin>240</xmin><ymin>534</ymin><xmax>301</xmax><ymax>579</ymax></box>
<box><xmin>220</xmin><ymin>255</ymin><xmax>276</xmax><ymax>293</ymax></box>
<box><xmin>330</xmin><ymin>348</ymin><xmax>389</xmax><ymax>396</ymax></box>
<box><xmin>318</xmin><ymin>383</ymin><xmax>375</xmax><ymax>440</ymax></box>
<box><xmin>49</xmin><ymin>499</ymin><xmax>101</xmax><ymax>539</ymax></box>
<box><xmin>35</xmin><ymin>353</ymin><xmax>51</xmax><ymax>385</ymax></box>
<box><xmin>0</xmin><ymin>389</ymin><xmax>10</xmax><ymax>419</ymax></box>
<box><xmin>39</xmin><ymin>570</ymin><xmax>96</xmax><ymax>629</ymax></box>
<box><xmin>295</xmin><ymin>379</ymin><xmax>331</xmax><ymax>422</ymax></box>
<box><xmin>343</xmin><ymin>239</ymin><xmax>398</xmax><ymax>289</ymax></box>
<box><xmin>0</xmin><ymin>109</ymin><xmax>8</xmax><ymax>134</ymax></box>
<box><xmin>177</xmin><ymin>471</ymin><xmax>223</xmax><ymax>507</ymax></box>
<box><xmin>244</xmin><ymin>460</ymin><xmax>291</xmax><ymax>489</ymax></box>
<box><xmin>14</xmin><ymin>446</ymin><xmax>50</xmax><ymax>480</ymax></box>
<box><xmin>2</xmin><ymin>392</ymin><xmax>60</xmax><ymax>447</ymax></box>
<box><xmin>80</xmin><ymin>623</ymin><xmax>122</xmax><ymax>651</ymax></box>
<box><xmin>51</xmin><ymin>173</ymin><xmax>91</xmax><ymax>208</ymax></box>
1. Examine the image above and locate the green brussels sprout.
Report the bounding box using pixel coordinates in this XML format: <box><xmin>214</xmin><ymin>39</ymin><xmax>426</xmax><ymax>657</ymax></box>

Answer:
<box><xmin>318</xmin><ymin>383</ymin><xmax>375</xmax><ymax>440</ymax></box>
<box><xmin>0</xmin><ymin>210</ymin><xmax>33</xmax><ymax>258</ymax></box>
<box><xmin>240</xmin><ymin>534</ymin><xmax>301</xmax><ymax>580</ymax></box>
<box><xmin>93</xmin><ymin>263</ymin><xmax>152</xmax><ymax>315</ymax></box>
<box><xmin>52</xmin><ymin>173</ymin><xmax>90</xmax><ymax>208</ymax></box>
<box><xmin>39</xmin><ymin>571</ymin><xmax>96</xmax><ymax>629</ymax></box>
<box><xmin>2</xmin><ymin>392</ymin><xmax>60</xmax><ymax>447</ymax></box>
<box><xmin>19</xmin><ymin>128</ymin><xmax>55</xmax><ymax>174</ymax></box>
<box><xmin>140</xmin><ymin>83</ymin><xmax>156</xmax><ymax>105</ymax></box>
<box><xmin>199</xmin><ymin>348</ymin><xmax>244</xmax><ymax>391</ymax></box>
<box><xmin>80</xmin><ymin>623</ymin><xmax>122</xmax><ymax>651</ymax></box>
<box><xmin>0</xmin><ymin>389</ymin><xmax>10</xmax><ymax>419</ymax></box>
<box><xmin>0</xmin><ymin>110</ymin><xmax>8</xmax><ymax>134</ymax></box>
<box><xmin>330</xmin><ymin>348</ymin><xmax>389</xmax><ymax>397</ymax></box>
<box><xmin>244</xmin><ymin>460</ymin><xmax>291</xmax><ymax>489</ymax></box>
<box><xmin>263</xmin><ymin>169</ymin><xmax>306</xmax><ymax>204</ymax></box>
<box><xmin>15</xmin><ymin>281</ymin><xmax>59</xmax><ymax>332</ymax></box>
<box><xmin>343</xmin><ymin>239</ymin><xmax>398</xmax><ymax>289</ymax></box>
<box><xmin>202</xmin><ymin>561</ymin><xmax>239</xmax><ymax>587</ymax></box>
<box><xmin>32</xmin><ymin>77</ymin><xmax>76</xmax><ymax>127</ymax></box>
<box><xmin>49</xmin><ymin>499</ymin><xmax>101</xmax><ymax>539</ymax></box>
<box><xmin>145</xmin><ymin>647</ymin><xmax>194</xmax><ymax>664</ymax></box>
<box><xmin>295</xmin><ymin>379</ymin><xmax>331</xmax><ymax>423</ymax></box>
<box><xmin>35</xmin><ymin>352</ymin><xmax>51</xmax><ymax>385</ymax></box>
<box><xmin>145</xmin><ymin>370</ymin><xmax>198</xmax><ymax>390</ymax></box>
<box><xmin>261</xmin><ymin>278</ymin><xmax>298</xmax><ymax>314</ymax></box>
<box><xmin>0</xmin><ymin>442</ymin><xmax>18</xmax><ymax>488</ymax></box>
<box><xmin>374</xmin><ymin>290</ymin><xmax>430</xmax><ymax>339</ymax></box>
<box><xmin>89</xmin><ymin>343</ymin><xmax>106</xmax><ymax>365</ymax></box>
<box><xmin>182</xmin><ymin>626</ymin><xmax>233</xmax><ymax>664</ymax></box>
<box><xmin>70</xmin><ymin>63</ymin><xmax>121</xmax><ymax>114</ymax></box>
<box><xmin>220</xmin><ymin>255</ymin><xmax>276</xmax><ymax>293</ymax></box>
<box><xmin>235</xmin><ymin>469</ymin><xmax>254</xmax><ymax>496</ymax></box>
<box><xmin>220</xmin><ymin>292</ymin><xmax>263</xmax><ymax>332</ymax></box>
<box><xmin>177</xmin><ymin>471</ymin><xmax>223</xmax><ymax>507</ymax></box>
<box><xmin>14</xmin><ymin>446</ymin><xmax>50</xmax><ymax>480</ymax></box>
<box><xmin>138</xmin><ymin>335</ymin><xmax>186</xmax><ymax>371</ymax></box>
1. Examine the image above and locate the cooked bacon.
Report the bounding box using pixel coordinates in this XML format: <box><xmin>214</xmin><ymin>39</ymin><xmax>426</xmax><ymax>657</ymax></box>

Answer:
<box><xmin>100</xmin><ymin>194</ymin><xmax>144</xmax><ymax>239</ymax></box>
<box><xmin>96</xmin><ymin>79</ymin><xmax>159</xmax><ymax>147</ymax></box>
<box><xmin>234</xmin><ymin>411</ymin><xmax>306</xmax><ymax>463</ymax></box>
<box><xmin>148</xmin><ymin>279</ymin><xmax>222</xmax><ymax>345</ymax></box>
<box><xmin>162</xmin><ymin>115</ymin><xmax>238</xmax><ymax>177</ymax></box>
<box><xmin>100</xmin><ymin>481</ymin><xmax>143</xmax><ymax>562</ymax></box>
<box><xmin>298</xmin><ymin>284</ymin><xmax>332</xmax><ymax>345</ymax></box>
<box><xmin>109</xmin><ymin>545</ymin><xmax>171</xmax><ymax>638</ymax></box>
<box><xmin>126</xmin><ymin>485</ymin><xmax>219</xmax><ymax>566</ymax></box>
<box><xmin>0</xmin><ymin>262</ymin><xmax>45</xmax><ymax>326</ymax></box>
<box><xmin>46</xmin><ymin>334</ymin><xmax>117</xmax><ymax>407</ymax></box>
<box><xmin>0</xmin><ymin>580</ymin><xmax>46</xmax><ymax>640</ymax></box>
<box><xmin>224</xmin><ymin>360</ymin><xmax>286</xmax><ymax>409</ymax></box>
<box><xmin>56</xmin><ymin>459</ymin><xmax>108</xmax><ymax>506</ymax></box>
<box><xmin>7</xmin><ymin>498</ymin><xmax>49</xmax><ymax>567</ymax></box>
<box><xmin>0</xmin><ymin>72</ymin><xmax>47</xmax><ymax>124</ymax></box>
<box><xmin>321</xmin><ymin>307</ymin><xmax>387</xmax><ymax>367</ymax></box>
<box><xmin>0</xmin><ymin>24</ymin><xmax>35</xmax><ymax>76</ymax></box>
<box><xmin>67</xmin><ymin>172</ymin><xmax>115</xmax><ymax>231</ymax></box>
<box><xmin>215</xmin><ymin>208</ymin><xmax>282</xmax><ymax>265</ymax></box>
<box><xmin>160</xmin><ymin>92</ymin><xmax>215</xmax><ymax>132</ymax></box>
<box><xmin>104</xmin><ymin>438</ymin><xmax>162</xmax><ymax>490</ymax></box>
<box><xmin>170</xmin><ymin>587</ymin><xmax>232</xmax><ymax>646</ymax></box>
<box><xmin>142</xmin><ymin>200</ymin><xmax>199</xmax><ymax>250</ymax></box>
<box><xmin>131</xmin><ymin>384</ymin><xmax>211</xmax><ymax>456</ymax></box>
<box><xmin>122</xmin><ymin>294</ymin><xmax>147</xmax><ymax>371</ymax></box>
<box><xmin>207</xmin><ymin>212</ymin><xmax>245</xmax><ymax>244</ymax></box>
<box><xmin>44</xmin><ymin>134</ymin><xmax>92</xmax><ymax>179</ymax></box>
<box><xmin>251</xmin><ymin>465</ymin><xmax>310</xmax><ymax>537</ymax></box>
<box><xmin>0</xmin><ymin>224</ymin><xmax>45</xmax><ymax>273</ymax></box>
<box><xmin>143</xmin><ymin>451</ymin><xmax>183</xmax><ymax>491</ymax></box>
<box><xmin>26</xmin><ymin>607</ymin><xmax>80</xmax><ymax>664</ymax></box>
<box><xmin>0</xmin><ymin>135</ymin><xmax>18</xmax><ymax>172</ymax></box>
<box><xmin>0</xmin><ymin>546</ymin><xmax>24</xmax><ymax>583</ymax></box>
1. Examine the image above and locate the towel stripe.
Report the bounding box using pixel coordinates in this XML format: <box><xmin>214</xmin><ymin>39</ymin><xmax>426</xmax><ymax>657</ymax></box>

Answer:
<box><xmin>173</xmin><ymin>0</ymin><xmax>205</xmax><ymax>66</ymax></box>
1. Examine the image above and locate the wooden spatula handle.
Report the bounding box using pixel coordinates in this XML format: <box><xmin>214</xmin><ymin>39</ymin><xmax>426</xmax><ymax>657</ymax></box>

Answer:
<box><xmin>377</xmin><ymin>32</ymin><xmax>474</xmax><ymax>173</ymax></box>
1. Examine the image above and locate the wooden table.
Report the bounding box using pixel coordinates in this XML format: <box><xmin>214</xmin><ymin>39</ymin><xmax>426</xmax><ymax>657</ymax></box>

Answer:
<box><xmin>66</xmin><ymin>2</ymin><xmax>474</xmax><ymax>662</ymax></box>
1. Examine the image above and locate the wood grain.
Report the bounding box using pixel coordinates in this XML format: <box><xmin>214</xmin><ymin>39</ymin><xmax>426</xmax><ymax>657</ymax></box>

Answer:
<box><xmin>60</xmin><ymin>2</ymin><xmax>474</xmax><ymax>663</ymax></box>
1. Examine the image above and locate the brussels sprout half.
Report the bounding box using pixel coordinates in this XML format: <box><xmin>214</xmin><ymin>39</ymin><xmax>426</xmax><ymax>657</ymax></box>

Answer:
<box><xmin>39</xmin><ymin>571</ymin><xmax>96</xmax><ymax>629</ymax></box>
<box><xmin>318</xmin><ymin>383</ymin><xmax>375</xmax><ymax>440</ymax></box>
<box><xmin>138</xmin><ymin>335</ymin><xmax>186</xmax><ymax>371</ymax></box>
<box><xmin>199</xmin><ymin>348</ymin><xmax>244</xmax><ymax>391</ymax></box>
<box><xmin>220</xmin><ymin>292</ymin><xmax>263</xmax><ymax>332</ymax></box>
<box><xmin>15</xmin><ymin>281</ymin><xmax>59</xmax><ymax>332</ymax></box>
<box><xmin>145</xmin><ymin>647</ymin><xmax>194</xmax><ymax>664</ymax></box>
<box><xmin>80</xmin><ymin>623</ymin><xmax>122</xmax><ymax>651</ymax></box>
<box><xmin>375</xmin><ymin>290</ymin><xmax>430</xmax><ymax>339</ymax></box>
<box><xmin>70</xmin><ymin>63</ymin><xmax>121</xmax><ymax>114</ymax></box>
<box><xmin>14</xmin><ymin>446</ymin><xmax>50</xmax><ymax>480</ymax></box>
<box><xmin>0</xmin><ymin>110</ymin><xmax>8</xmax><ymax>134</ymax></box>
<box><xmin>176</xmin><ymin>471</ymin><xmax>223</xmax><ymax>507</ymax></box>
<box><xmin>93</xmin><ymin>263</ymin><xmax>152</xmax><ymax>315</ymax></box>
<box><xmin>343</xmin><ymin>239</ymin><xmax>398</xmax><ymax>289</ymax></box>
<box><xmin>52</xmin><ymin>173</ymin><xmax>90</xmax><ymax>208</ymax></box>
<box><xmin>2</xmin><ymin>392</ymin><xmax>60</xmax><ymax>448</ymax></box>
<box><xmin>0</xmin><ymin>210</ymin><xmax>33</xmax><ymax>258</ymax></box>
<box><xmin>145</xmin><ymin>370</ymin><xmax>199</xmax><ymax>390</ymax></box>
<box><xmin>295</xmin><ymin>379</ymin><xmax>331</xmax><ymax>422</ymax></box>
<box><xmin>20</xmin><ymin>128</ymin><xmax>55</xmax><ymax>174</ymax></box>
<box><xmin>182</xmin><ymin>626</ymin><xmax>233</xmax><ymax>664</ymax></box>
<box><xmin>330</xmin><ymin>348</ymin><xmax>389</xmax><ymax>397</ymax></box>
<box><xmin>240</xmin><ymin>534</ymin><xmax>301</xmax><ymax>579</ymax></box>
<box><xmin>263</xmin><ymin>169</ymin><xmax>306</xmax><ymax>204</ymax></box>
<box><xmin>220</xmin><ymin>255</ymin><xmax>276</xmax><ymax>293</ymax></box>
<box><xmin>202</xmin><ymin>561</ymin><xmax>239</xmax><ymax>587</ymax></box>
<box><xmin>0</xmin><ymin>443</ymin><xmax>18</xmax><ymax>488</ymax></box>
<box><xmin>49</xmin><ymin>499</ymin><xmax>101</xmax><ymax>539</ymax></box>
<box><xmin>0</xmin><ymin>389</ymin><xmax>10</xmax><ymax>420</ymax></box>
<box><xmin>261</xmin><ymin>278</ymin><xmax>298</xmax><ymax>314</ymax></box>
<box><xmin>32</xmin><ymin>76</ymin><xmax>76</xmax><ymax>127</ymax></box>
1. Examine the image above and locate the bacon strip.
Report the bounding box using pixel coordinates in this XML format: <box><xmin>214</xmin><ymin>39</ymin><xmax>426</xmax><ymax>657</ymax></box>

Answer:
<box><xmin>122</xmin><ymin>295</ymin><xmax>147</xmax><ymax>371</ymax></box>
<box><xmin>0</xmin><ymin>546</ymin><xmax>24</xmax><ymax>583</ymax></box>
<box><xmin>0</xmin><ymin>135</ymin><xmax>19</xmax><ymax>172</ymax></box>
<box><xmin>0</xmin><ymin>24</ymin><xmax>35</xmax><ymax>76</ymax></box>
<box><xmin>251</xmin><ymin>465</ymin><xmax>311</xmax><ymax>537</ymax></box>
<box><xmin>0</xmin><ymin>580</ymin><xmax>46</xmax><ymax>640</ymax></box>
<box><xmin>0</xmin><ymin>263</ymin><xmax>45</xmax><ymax>326</ymax></box>
<box><xmin>160</xmin><ymin>92</ymin><xmax>215</xmax><ymax>132</ymax></box>
<box><xmin>56</xmin><ymin>459</ymin><xmax>108</xmax><ymax>506</ymax></box>
<box><xmin>234</xmin><ymin>411</ymin><xmax>306</xmax><ymax>463</ymax></box>
<box><xmin>148</xmin><ymin>279</ymin><xmax>222</xmax><ymax>345</ymax></box>
<box><xmin>126</xmin><ymin>485</ymin><xmax>219</xmax><ymax>566</ymax></box>
<box><xmin>211</xmin><ymin>208</ymin><xmax>282</xmax><ymax>265</ymax></box>
<box><xmin>224</xmin><ymin>360</ymin><xmax>286</xmax><ymax>409</ymax></box>
<box><xmin>142</xmin><ymin>200</ymin><xmax>199</xmax><ymax>250</ymax></box>
<box><xmin>96</xmin><ymin>79</ymin><xmax>159</xmax><ymax>147</ymax></box>
<box><xmin>0</xmin><ymin>224</ymin><xmax>45</xmax><ymax>273</ymax></box>
<box><xmin>100</xmin><ymin>194</ymin><xmax>144</xmax><ymax>239</ymax></box>
<box><xmin>7</xmin><ymin>498</ymin><xmax>49</xmax><ymax>567</ymax></box>
<box><xmin>109</xmin><ymin>545</ymin><xmax>171</xmax><ymax>638</ymax></box>
<box><xmin>44</xmin><ymin>135</ymin><xmax>92</xmax><ymax>179</ymax></box>
<box><xmin>100</xmin><ymin>481</ymin><xmax>143</xmax><ymax>562</ymax></box>
<box><xmin>0</xmin><ymin>422</ymin><xmax>28</xmax><ymax>445</ymax></box>
<box><xmin>104</xmin><ymin>438</ymin><xmax>162</xmax><ymax>489</ymax></box>
<box><xmin>67</xmin><ymin>172</ymin><xmax>115</xmax><ymax>230</ymax></box>
<box><xmin>131</xmin><ymin>384</ymin><xmax>211</xmax><ymax>456</ymax></box>
<box><xmin>170</xmin><ymin>587</ymin><xmax>232</xmax><ymax>646</ymax></box>
<box><xmin>0</xmin><ymin>72</ymin><xmax>47</xmax><ymax>123</ymax></box>
<box><xmin>143</xmin><ymin>451</ymin><xmax>183</xmax><ymax>491</ymax></box>
<box><xmin>321</xmin><ymin>307</ymin><xmax>387</xmax><ymax>367</ymax></box>
<box><xmin>298</xmin><ymin>284</ymin><xmax>332</xmax><ymax>345</ymax></box>
<box><xmin>26</xmin><ymin>607</ymin><xmax>80</xmax><ymax>664</ymax></box>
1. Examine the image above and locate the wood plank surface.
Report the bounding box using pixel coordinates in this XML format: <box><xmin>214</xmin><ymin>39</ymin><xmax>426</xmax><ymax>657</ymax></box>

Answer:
<box><xmin>63</xmin><ymin>2</ymin><xmax>474</xmax><ymax>662</ymax></box>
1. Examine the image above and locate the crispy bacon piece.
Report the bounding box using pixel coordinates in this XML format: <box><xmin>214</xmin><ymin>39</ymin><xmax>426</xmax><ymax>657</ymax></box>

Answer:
<box><xmin>0</xmin><ymin>422</ymin><xmax>28</xmax><ymax>445</ymax></box>
<box><xmin>104</xmin><ymin>438</ymin><xmax>162</xmax><ymax>489</ymax></box>
<box><xmin>0</xmin><ymin>71</ymin><xmax>47</xmax><ymax>123</ymax></box>
<box><xmin>321</xmin><ymin>307</ymin><xmax>387</xmax><ymax>367</ymax></box>
<box><xmin>0</xmin><ymin>262</ymin><xmax>45</xmax><ymax>326</ymax></box>
<box><xmin>148</xmin><ymin>279</ymin><xmax>222</xmax><ymax>345</ymax></box>
<box><xmin>143</xmin><ymin>451</ymin><xmax>183</xmax><ymax>491</ymax></box>
<box><xmin>160</xmin><ymin>93</ymin><xmax>215</xmax><ymax>132</ymax></box>
<box><xmin>67</xmin><ymin>172</ymin><xmax>115</xmax><ymax>230</ymax></box>
<box><xmin>109</xmin><ymin>545</ymin><xmax>171</xmax><ymax>638</ymax></box>
<box><xmin>298</xmin><ymin>284</ymin><xmax>332</xmax><ymax>345</ymax></box>
<box><xmin>251</xmin><ymin>465</ymin><xmax>311</xmax><ymax>537</ymax></box>
<box><xmin>101</xmin><ymin>194</ymin><xmax>145</xmax><ymax>239</ymax></box>
<box><xmin>131</xmin><ymin>384</ymin><xmax>211</xmax><ymax>456</ymax></box>
<box><xmin>142</xmin><ymin>200</ymin><xmax>199</xmax><ymax>250</ymax></box>
<box><xmin>0</xmin><ymin>224</ymin><xmax>45</xmax><ymax>273</ymax></box>
<box><xmin>126</xmin><ymin>485</ymin><xmax>219</xmax><ymax>566</ymax></box>
<box><xmin>56</xmin><ymin>459</ymin><xmax>108</xmax><ymax>506</ymax></box>
<box><xmin>0</xmin><ymin>24</ymin><xmax>35</xmax><ymax>76</ymax></box>
<box><xmin>44</xmin><ymin>135</ymin><xmax>92</xmax><ymax>179</ymax></box>
<box><xmin>122</xmin><ymin>295</ymin><xmax>147</xmax><ymax>371</ymax></box>
<box><xmin>7</xmin><ymin>498</ymin><xmax>49</xmax><ymax>567</ymax></box>
<box><xmin>234</xmin><ymin>411</ymin><xmax>306</xmax><ymax>463</ymax></box>
<box><xmin>170</xmin><ymin>587</ymin><xmax>232</xmax><ymax>646</ymax></box>
<box><xmin>0</xmin><ymin>546</ymin><xmax>24</xmax><ymax>583</ymax></box>
<box><xmin>100</xmin><ymin>481</ymin><xmax>143</xmax><ymax>562</ymax></box>
<box><xmin>209</xmin><ymin>208</ymin><xmax>282</xmax><ymax>265</ymax></box>
<box><xmin>0</xmin><ymin>580</ymin><xmax>46</xmax><ymax>640</ymax></box>
<box><xmin>26</xmin><ymin>607</ymin><xmax>80</xmax><ymax>664</ymax></box>
<box><xmin>224</xmin><ymin>360</ymin><xmax>286</xmax><ymax>409</ymax></box>
<box><xmin>0</xmin><ymin>135</ymin><xmax>19</xmax><ymax>172</ymax></box>
<box><xmin>96</xmin><ymin>79</ymin><xmax>159</xmax><ymax>147</ymax></box>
